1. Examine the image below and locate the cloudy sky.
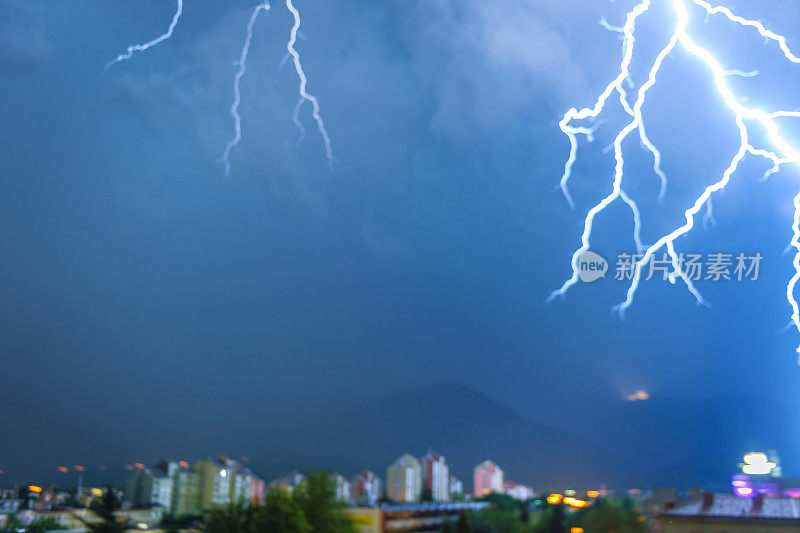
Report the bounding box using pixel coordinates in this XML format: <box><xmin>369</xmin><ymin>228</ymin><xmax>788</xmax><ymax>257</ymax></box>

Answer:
<box><xmin>2</xmin><ymin>0</ymin><xmax>800</xmax><ymax>480</ymax></box>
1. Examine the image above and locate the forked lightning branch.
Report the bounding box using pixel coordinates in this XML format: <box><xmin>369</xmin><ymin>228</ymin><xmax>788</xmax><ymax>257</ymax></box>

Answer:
<box><xmin>548</xmin><ymin>0</ymin><xmax>800</xmax><ymax>359</ymax></box>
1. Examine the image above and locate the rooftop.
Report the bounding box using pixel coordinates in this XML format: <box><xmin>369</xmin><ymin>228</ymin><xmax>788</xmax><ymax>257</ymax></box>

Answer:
<box><xmin>662</xmin><ymin>494</ymin><xmax>800</xmax><ymax>521</ymax></box>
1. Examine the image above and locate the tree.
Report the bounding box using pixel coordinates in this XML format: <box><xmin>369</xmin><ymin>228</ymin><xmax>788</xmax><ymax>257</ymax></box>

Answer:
<box><xmin>455</xmin><ymin>512</ymin><xmax>473</xmax><ymax>533</ymax></box>
<box><xmin>79</xmin><ymin>487</ymin><xmax>127</xmax><ymax>533</ymax></box>
<box><xmin>476</xmin><ymin>493</ymin><xmax>524</xmax><ymax>513</ymax></box>
<box><xmin>205</xmin><ymin>499</ymin><xmax>261</xmax><ymax>533</ymax></box>
<box><xmin>532</xmin><ymin>503</ymin><xmax>565</xmax><ymax>533</ymax></box>
<box><xmin>471</xmin><ymin>507</ymin><xmax>528</xmax><ymax>533</ymax></box>
<box><xmin>262</xmin><ymin>489</ymin><xmax>311</xmax><ymax>533</ymax></box>
<box><xmin>294</xmin><ymin>471</ymin><xmax>355</xmax><ymax>533</ymax></box>
<box><xmin>577</xmin><ymin>498</ymin><xmax>647</xmax><ymax>533</ymax></box>
<box><xmin>519</xmin><ymin>506</ymin><xmax>530</xmax><ymax>524</ymax></box>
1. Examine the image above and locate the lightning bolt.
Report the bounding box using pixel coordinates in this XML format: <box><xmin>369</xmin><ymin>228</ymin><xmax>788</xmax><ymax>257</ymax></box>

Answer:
<box><xmin>551</xmin><ymin>0</ymin><xmax>800</xmax><ymax>358</ymax></box>
<box><xmin>285</xmin><ymin>0</ymin><xmax>335</xmax><ymax>166</ymax></box>
<box><xmin>106</xmin><ymin>0</ymin><xmax>334</xmax><ymax>174</ymax></box>
<box><xmin>222</xmin><ymin>1</ymin><xmax>271</xmax><ymax>178</ymax></box>
<box><xmin>104</xmin><ymin>0</ymin><xmax>184</xmax><ymax>73</ymax></box>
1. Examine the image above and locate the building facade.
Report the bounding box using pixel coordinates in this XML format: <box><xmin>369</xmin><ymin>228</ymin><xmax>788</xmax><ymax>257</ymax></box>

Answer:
<box><xmin>330</xmin><ymin>473</ymin><xmax>352</xmax><ymax>502</ymax></box>
<box><xmin>449</xmin><ymin>476</ymin><xmax>463</xmax><ymax>498</ymax></box>
<box><xmin>194</xmin><ymin>458</ymin><xmax>232</xmax><ymax>511</ymax></box>
<box><xmin>419</xmin><ymin>452</ymin><xmax>450</xmax><ymax>502</ymax></box>
<box><xmin>658</xmin><ymin>493</ymin><xmax>800</xmax><ymax>533</ymax></box>
<box><xmin>352</xmin><ymin>470</ymin><xmax>382</xmax><ymax>505</ymax></box>
<box><xmin>503</xmin><ymin>481</ymin><xmax>533</xmax><ymax>501</ymax></box>
<box><xmin>269</xmin><ymin>471</ymin><xmax>306</xmax><ymax>493</ymax></box>
<box><xmin>473</xmin><ymin>460</ymin><xmax>504</xmax><ymax>497</ymax></box>
<box><xmin>249</xmin><ymin>477</ymin><xmax>266</xmax><ymax>505</ymax></box>
<box><xmin>124</xmin><ymin>465</ymin><xmax>173</xmax><ymax>513</ymax></box>
<box><xmin>219</xmin><ymin>456</ymin><xmax>257</xmax><ymax>505</ymax></box>
<box><xmin>168</xmin><ymin>461</ymin><xmax>200</xmax><ymax>517</ymax></box>
<box><xmin>387</xmin><ymin>454</ymin><xmax>422</xmax><ymax>502</ymax></box>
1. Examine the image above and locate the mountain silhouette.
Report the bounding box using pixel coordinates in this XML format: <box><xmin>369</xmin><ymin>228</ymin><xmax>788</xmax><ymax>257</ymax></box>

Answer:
<box><xmin>250</xmin><ymin>382</ymin><xmax>625</xmax><ymax>491</ymax></box>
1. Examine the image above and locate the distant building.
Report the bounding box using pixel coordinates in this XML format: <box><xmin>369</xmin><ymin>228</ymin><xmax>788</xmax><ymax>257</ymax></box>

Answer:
<box><xmin>194</xmin><ymin>458</ymin><xmax>232</xmax><ymax>511</ymax></box>
<box><xmin>419</xmin><ymin>452</ymin><xmax>450</xmax><ymax>502</ymax></box>
<box><xmin>503</xmin><ymin>481</ymin><xmax>533</xmax><ymax>501</ymax></box>
<box><xmin>330</xmin><ymin>473</ymin><xmax>352</xmax><ymax>502</ymax></box>
<box><xmin>16</xmin><ymin>509</ymin><xmax>98</xmax><ymax>531</ymax></box>
<box><xmin>473</xmin><ymin>460</ymin><xmax>504</xmax><ymax>497</ymax></box>
<box><xmin>17</xmin><ymin>507</ymin><xmax>165</xmax><ymax>530</ymax></box>
<box><xmin>217</xmin><ymin>456</ymin><xmax>260</xmax><ymax>505</ymax></box>
<box><xmin>387</xmin><ymin>454</ymin><xmax>422</xmax><ymax>502</ymax></box>
<box><xmin>124</xmin><ymin>465</ymin><xmax>174</xmax><ymax>513</ymax></box>
<box><xmin>352</xmin><ymin>471</ymin><xmax>382</xmax><ymax>505</ymax></box>
<box><xmin>124</xmin><ymin>469</ymin><xmax>152</xmax><ymax>508</ymax></box>
<box><xmin>167</xmin><ymin>461</ymin><xmax>200</xmax><ymax>517</ymax></box>
<box><xmin>449</xmin><ymin>476</ymin><xmax>463</xmax><ymax>498</ymax></box>
<box><xmin>345</xmin><ymin>502</ymin><xmax>490</xmax><ymax>533</ymax></box>
<box><xmin>643</xmin><ymin>487</ymin><xmax>680</xmax><ymax>516</ymax></box>
<box><xmin>658</xmin><ymin>493</ymin><xmax>800</xmax><ymax>532</ymax></box>
<box><xmin>731</xmin><ymin>473</ymin><xmax>800</xmax><ymax>498</ymax></box>
<box><xmin>150</xmin><ymin>469</ymin><xmax>174</xmax><ymax>510</ymax></box>
<box><xmin>269</xmin><ymin>471</ymin><xmax>306</xmax><ymax>493</ymax></box>
<box><xmin>250</xmin><ymin>477</ymin><xmax>266</xmax><ymax>505</ymax></box>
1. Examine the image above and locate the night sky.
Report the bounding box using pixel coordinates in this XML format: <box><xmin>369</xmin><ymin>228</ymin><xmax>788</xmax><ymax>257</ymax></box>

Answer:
<box><xmin>2</xmin><ymin>0</ymin><xmax>800</xmax><ymax>485</ymax></box>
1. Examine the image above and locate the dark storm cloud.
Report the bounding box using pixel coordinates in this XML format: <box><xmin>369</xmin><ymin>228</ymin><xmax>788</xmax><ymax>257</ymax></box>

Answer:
<box><xmin>397</xmin><ymin>0</ymin><xmax>587</xmax><ymax>140</ymax></box>
<box><xmin>3</xmin><ymin>0</ymin><xmax>800</xmax><ymax>485</ymax></box>
<box><xmin>98</xmin><ymin>0</ymin><xmax>609</xmax><ymax>270</ymax></box>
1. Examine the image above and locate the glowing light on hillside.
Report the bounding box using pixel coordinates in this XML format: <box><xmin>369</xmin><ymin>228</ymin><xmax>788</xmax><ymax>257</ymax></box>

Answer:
<box><xmin>627</xmin><ymin>390</ymin><xmax>650</xmax><ymax>402</ymax></box>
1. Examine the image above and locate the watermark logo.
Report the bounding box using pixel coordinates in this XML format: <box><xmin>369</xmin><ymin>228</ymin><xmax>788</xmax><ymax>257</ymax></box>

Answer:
<box><xmin>577</xmin><ymin>250</ymin><xmax>608</xmax><ymax>283</ymax></box>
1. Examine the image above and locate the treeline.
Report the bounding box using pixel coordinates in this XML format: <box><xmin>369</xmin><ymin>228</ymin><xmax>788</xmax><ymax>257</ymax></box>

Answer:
<box><xmin>444</xmin><ymin>493</ymin><xmax>648</xmax><ymax>533</ymax></box>
<box><xmin>204</xmin><ymin>471</ymin><xmax>354</xmax><ymax>533</ymax></box>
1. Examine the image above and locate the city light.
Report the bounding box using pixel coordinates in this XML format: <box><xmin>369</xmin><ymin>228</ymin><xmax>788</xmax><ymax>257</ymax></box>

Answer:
<box><xmin>547</xmin><ymin>493</ymin><xmax>564</xmax><ymax>504</ymax></box>
<box><xmin>587</xmin><ymin>490</ymin><xmax>600</xmax><ymax>498</ymax></box>
<box><xmin>57</xmin><ymin>466</ymin><xmax>68</xmax><ymax>473</ymax></box>
<box><xmin>28</xmin><ymin>486</ymin><xmax>42</xmax><ymax>493</ymax></box>
<box><xmin>742</xmin><ymin>453</ymin><xmax>776</xmax><ymax>475</ymax></box>
<box><xmin>571</xmin><ymin>528</ymin><xmax>585</xmax><ymax>533</ymax></box>
<box><xmin>564</xmin><ymin>497</ymin><xmax>591</xmax><ymax>508</ymax></box>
